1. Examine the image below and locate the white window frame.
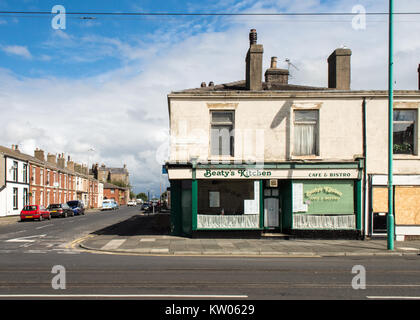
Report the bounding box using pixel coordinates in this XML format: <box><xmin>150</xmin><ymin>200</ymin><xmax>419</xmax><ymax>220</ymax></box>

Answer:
<box><xmin>292</xmin><ymin>109</ymin><xmax>320</xmax><ymax>157</ymax></box>
<box><xmin>393</xmin><ymin>109</ymin><xmax>417</xmax><ymax>156</ymax></box>
<box><xmin>209</xmin><ymin>110</ymin><xmax>235</xmax><ymax>158</ymax></box>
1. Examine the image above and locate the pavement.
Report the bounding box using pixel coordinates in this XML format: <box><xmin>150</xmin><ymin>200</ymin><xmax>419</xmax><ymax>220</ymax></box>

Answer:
<box><xmin>3</xmin><ymin>210</ymin><xmax>420</xmax><ymax>257</ymax></box>
<box><xmin>77</xmin><ymin>212</ymin><xmax>420</xmax><ymax>257</ymax></box>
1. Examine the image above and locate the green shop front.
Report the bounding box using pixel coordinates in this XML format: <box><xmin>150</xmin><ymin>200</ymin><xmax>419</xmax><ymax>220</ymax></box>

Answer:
<box><xmin>167</xmin><ymin>162</ymin><xmax>363</xmax><ymax>238</ymax></box>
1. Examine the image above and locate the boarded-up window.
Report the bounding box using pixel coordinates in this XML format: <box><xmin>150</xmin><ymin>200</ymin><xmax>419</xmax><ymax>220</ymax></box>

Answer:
<box><xmin>372</xmin><ymin>187</ymin><xmax>388</xmax><ymax>213</ymax></box>
<box><xmin>395</xmin><ymin>187</ymin><xmax>420</xmax><ymax>225</ymax></box>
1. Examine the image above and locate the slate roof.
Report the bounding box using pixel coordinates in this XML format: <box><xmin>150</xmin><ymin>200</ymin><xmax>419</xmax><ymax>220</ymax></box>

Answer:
<box><xmin>174</xmin><ymin>80</ymin><xmax>328</xmax><ymax>94</ymax></box>
<box><xmin>103</xmin><ymin>182</ymin><xmax>128</xmax><ymax>190</ymax></box>
<box><xmin>0</xmin><ymin>145</ymin><xmax>91</xmax><ymax>178</ymax></box>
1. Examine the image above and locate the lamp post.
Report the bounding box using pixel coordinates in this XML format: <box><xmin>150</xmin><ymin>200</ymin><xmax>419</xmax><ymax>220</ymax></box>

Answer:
<box><xmin>87</xmin><ymin>147</ymin><xmax>95</xmax><ymax>209</ymax></box>
<box><xmin>387</xmin><ymin>0</ymin><xmax>395</xmax><ymax>250</ymax></box>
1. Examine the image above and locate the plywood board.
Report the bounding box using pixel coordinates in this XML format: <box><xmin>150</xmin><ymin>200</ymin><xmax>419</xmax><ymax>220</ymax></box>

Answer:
<box><xmin>372</xmin><ymin>187</ymin><xmax>388</xmax><ymax>213</ymax></box>
<box><xmin>395</xmin><ymin>187</ymin><xmax>420</xmax><ymax>225</ymax></box>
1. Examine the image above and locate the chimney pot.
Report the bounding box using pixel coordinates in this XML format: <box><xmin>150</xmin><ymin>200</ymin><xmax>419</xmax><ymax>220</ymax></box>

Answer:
<box><xmin>200</xmin><ymin>82</ymin><xmax>206</xmax><ymax>87</ymax></box>
<box><xmin>249</xmin><ymin>28</ymin><xmax>257</xmax><ymax>46</ymax></box>
<box><xmin>270</xmin><ymin>57</ymin><xmax>277</xmax><ymax>69</ymax></box>
<box><xmin>208</xmin><ymin>81</ymin><xmax>214</xmax><ymax>87</ymax></box>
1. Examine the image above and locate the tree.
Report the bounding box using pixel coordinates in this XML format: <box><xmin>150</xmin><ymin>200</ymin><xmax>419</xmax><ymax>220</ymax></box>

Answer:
<box><xmin>137</xmin><ymin>192</ymin><xmax>148</xmax><ymax>202</ymax></box>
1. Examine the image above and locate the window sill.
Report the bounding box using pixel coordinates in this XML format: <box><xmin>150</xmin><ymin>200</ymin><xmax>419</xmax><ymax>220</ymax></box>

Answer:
<box><xmin>208</xmin><ymin>156</ymin><xmax>236</xmax><ymax>163</ymax></box>
<box><xmin>290</xmin><ymin>155</ymin><xmax>322</xmax><ymax>161</ymax></box>
<box><xmin>393</xmin><ymin>154</ymin><xmax>420</xmax><ymax>160</ymax></box>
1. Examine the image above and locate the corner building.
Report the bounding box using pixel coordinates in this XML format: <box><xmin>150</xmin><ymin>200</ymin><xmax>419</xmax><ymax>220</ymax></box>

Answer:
<box><xmin>166</xmin><ymin>29</ymin><xmax>420</xmax><ymax>240</ymax></box>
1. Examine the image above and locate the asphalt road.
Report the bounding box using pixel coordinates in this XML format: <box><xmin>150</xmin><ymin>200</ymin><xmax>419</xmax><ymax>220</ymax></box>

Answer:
<box><xmin>0</xmin><ymin>206</ymin><xmax>419</xmax><ymax>301</ymax></box>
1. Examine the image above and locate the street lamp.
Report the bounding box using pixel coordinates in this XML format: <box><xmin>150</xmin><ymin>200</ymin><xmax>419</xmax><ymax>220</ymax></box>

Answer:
<box><xmin>387</xmin><ymin>0</ymin><xmax>395</xmax><ymax>250</ymax></box>
<box><xmin>87</xmin><ymin>147</ymin><xmax>95</xmax><ymax>209</ymax></box>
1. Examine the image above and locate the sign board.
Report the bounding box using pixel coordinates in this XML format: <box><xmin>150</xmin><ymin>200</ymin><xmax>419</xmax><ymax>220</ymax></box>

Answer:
<box><xmin>195</xmin><ymin>168</ymin><xmax>358</xmax><ymax>180</ymax></box>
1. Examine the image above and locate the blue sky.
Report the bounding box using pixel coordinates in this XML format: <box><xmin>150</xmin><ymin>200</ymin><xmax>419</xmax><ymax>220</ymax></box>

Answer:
<box><xmin>0</xmin><ymin>0</ymin><xmax>419</xmax><ymax>195</ymax></box>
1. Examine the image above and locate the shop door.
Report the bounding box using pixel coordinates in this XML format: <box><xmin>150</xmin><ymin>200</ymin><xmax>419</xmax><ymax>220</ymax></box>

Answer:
<box><xmin>181</xmin><ymin>188</ymin><xmax>192</xmax><ymax>235</ymax></box>
<box><xmin>264</xmin><ymin>198</ymin><xmax>280</xmax><ymax>228</ymax></box>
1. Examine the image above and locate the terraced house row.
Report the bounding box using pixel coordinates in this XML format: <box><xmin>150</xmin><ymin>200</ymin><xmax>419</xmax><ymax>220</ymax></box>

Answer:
<box><xmin>0</xmin><ymin>145</ymin><xmax>103</xmax><ymax>217</ymax></box>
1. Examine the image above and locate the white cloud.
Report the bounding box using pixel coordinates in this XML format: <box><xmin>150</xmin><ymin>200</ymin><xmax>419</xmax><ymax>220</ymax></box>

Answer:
<box><xmin>1</xmin><ymin>45</ymin><xmax>32</xmax><ymax>59</ymax></box>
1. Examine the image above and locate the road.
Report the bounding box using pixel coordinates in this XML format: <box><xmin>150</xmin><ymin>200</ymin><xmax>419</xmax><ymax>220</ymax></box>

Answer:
<box><xmin>0</xmin><ymin>206</ymin><xmax>419</xmax><ymax>301</ymax></box>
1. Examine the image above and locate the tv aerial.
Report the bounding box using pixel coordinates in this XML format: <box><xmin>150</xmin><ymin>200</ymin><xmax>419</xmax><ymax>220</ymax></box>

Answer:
<box><xmin>285</xmin><ymin>58</ymin><xmax>299</xmax><ymax>79</ymax></box>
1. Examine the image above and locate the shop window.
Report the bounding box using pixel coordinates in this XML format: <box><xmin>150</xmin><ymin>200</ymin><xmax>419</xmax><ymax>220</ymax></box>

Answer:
<box><xmin>210</xmin><ymin>111</ymin><xmax>234</xmax><ymax>157</ymax></box>
<box><xmin>197</xmin><ymin>180</ymin><xmax>260</xmax><ymax>229</ymax></box>
<box><xmin>293</xmin><ymin>110</ymin><xmax>319</xmax><ymax>156</ymax></box>
<box><xmin>393</xmin><ymin>109</ymin><xmax>416</xmax><ymax>154</ymax></box>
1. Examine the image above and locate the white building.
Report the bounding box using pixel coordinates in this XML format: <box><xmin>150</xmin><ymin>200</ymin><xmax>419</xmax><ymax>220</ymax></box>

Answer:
<box><xmin>98</xmin><ymin>182</ymin><xmax>104</xmax><ymax>208</ymax></box>
<box><xmin>166</xmin><ymin>29</ymin><xmax>420</xmax><ymax>241</ymax></box>
<box><xmin>0</xmin><ymin>145</ymin><xmax>30</xmax><ymax>217</ymax></box>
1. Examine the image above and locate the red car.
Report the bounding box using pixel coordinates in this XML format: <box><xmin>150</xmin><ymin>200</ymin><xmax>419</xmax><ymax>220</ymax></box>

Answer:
<box><xmin>20</xmin><ymin>205</ymin><xmax>51</xmax><ymax>222</ymax></box>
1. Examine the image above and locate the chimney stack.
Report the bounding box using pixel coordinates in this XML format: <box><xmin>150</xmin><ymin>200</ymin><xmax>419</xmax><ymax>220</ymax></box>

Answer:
<box><xmin>74</xmin><ymin>163</ymin><xmax>81</xmax><ymax>173</ymax></box>
<box><xmin>418</xmin><ymin>64</ymin><xmax>420</xmax><ymax>90</ymax></box>
<box><xmin>265</xmin><ymin>56</ymin><xmax>289</xmax><ymax>85</ymax></box>
<box><xmin>57</xmin><ymin>154</ymin><xmax>65</xmax><ymax>169</ymax></box>
<box><xmin>34</xmin><ymin>149</ymin><xmax>45</xmax><ymax>161</ymax></box>
<box><xmin>245</xmin><ymin>29</ymin><xmax>264</xmax><ymax>91</ymax></box>
<box><xmin>47</xmin><ymin>153</ymin><xmax>56</xmax><ymax>164</ymax></box>
<box><xmin>328</xmin><ymin>48</ymin><xmax>352</xmax><ymax>90</ymax></box>
<box><xmin>67</xmin><ymin>159</ymin><xmax>74</xmax><ymax>171</ymax></box>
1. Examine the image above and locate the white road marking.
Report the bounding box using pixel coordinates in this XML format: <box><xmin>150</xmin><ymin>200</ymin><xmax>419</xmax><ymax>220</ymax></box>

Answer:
<box><xmin>36</xmin><ymin>224</ymin><xmax>54</xmax><ymax>230</ymax></box>
<box><xmin>101</xmin><ymin>239</ymin><xmax>127</xmax><ymax>250</ymax></box>
<box><xmin>140</xmin><ymin>238</ymin><xmax>156</xmax><ymax>242</ymax></box>
<box><xmin>0</xmin><ymin>294</ymin><xmax>248</xmax><ymax>299</ymax></box>
<box><xmin>6</xmin><ymin>234</ymin><xmax>47</xmax><ymax>243</ymax></box>
<box><xmin>25</xmin><ymin>250</ymin><xmax>48</xmax><ymax>254</ymax></box>
<box><xmin>19</xmin><ymin>243</ymin><xmax>33</xmax><ymax>248</ymax></box>
<box><xmin>367</xmin><ymin>296</ymin><xmax>420</xmax><ymax>300</ymax></box>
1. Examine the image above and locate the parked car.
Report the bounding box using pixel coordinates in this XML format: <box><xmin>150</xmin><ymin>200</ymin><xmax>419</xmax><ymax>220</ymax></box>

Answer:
<box><xmin>20</xmin><ymin>205</ymin><xmax>51</xmax><ymax>222</ymax></box>
<box><xmin>48</xmin><ymin>203</ymin><xmax>74</xmax><ymax>218</ymax></box>
<box><xmin>66</xmin><ymin>200</ymin><xmax>85</xmax><ymax>215</ymax></box>
<box><xmin>101</xmin><ymin>199</ymin><xmax>119</xmax><ymax>211</ymax></box>
<box><xmin>127</xmin><ymin>200</ymin><xmax>137</xmax><ymax>206</ymax></box>
<box><xmin>141</xmin><ymin>202</ymin><xmax>151</xmax><ymax>211</ymax></box>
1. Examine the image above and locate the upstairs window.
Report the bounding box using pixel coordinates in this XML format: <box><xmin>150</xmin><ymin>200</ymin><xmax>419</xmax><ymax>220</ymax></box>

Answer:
<box><xmin>12</xmin><ymin>161</ymin><xmax>18</xmax><ymax>181</ymax></box>
<box><xmin>23</xmin><ymin>164</ymin><xmax>28</xmax><ymax>183</ymax></box>
<box><xmin>210</xmin><ymin>111</ymin><xmax>234</xmax><ymax>157</ymax></box>
<box><xmin>393</xmin><ymin>110</ymin><xmax>416</xmax><ymax>155</ymax></box>
<box><xmin>293</xmin><ymin>110</ymin><xmax>319</xmax><ymax>156</ymax></box>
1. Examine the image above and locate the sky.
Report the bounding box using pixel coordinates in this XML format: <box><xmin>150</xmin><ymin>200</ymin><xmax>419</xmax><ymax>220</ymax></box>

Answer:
<box><xmin>0</xmin><ymin>0</ymin><xmax>420</xmax><ymax>196</ymax></box>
